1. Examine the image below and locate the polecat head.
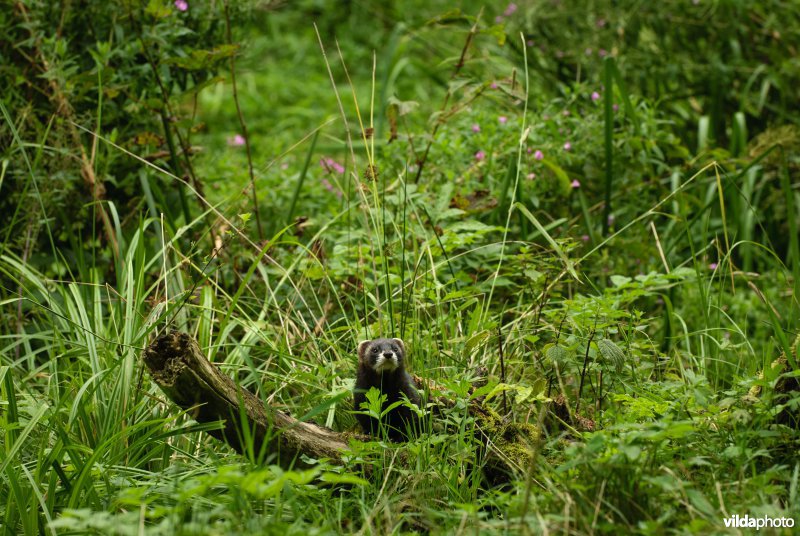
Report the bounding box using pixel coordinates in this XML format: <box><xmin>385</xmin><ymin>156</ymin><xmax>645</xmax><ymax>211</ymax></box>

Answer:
<box><xmin>358</xmin><ymin>338</ymin><xmax>405</xmax><ymax>373</ymax></box>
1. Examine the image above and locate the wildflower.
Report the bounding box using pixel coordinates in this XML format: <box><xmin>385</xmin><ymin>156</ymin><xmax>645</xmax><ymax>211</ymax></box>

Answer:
<box><xmin>613</xmin><ymin>103</ymin><xmax>619</xmax><ymax>112</ymax></box>
<box><xmin>607</xmin><ymin>214</ymin><xmax>615</xmax><ymax>225</ymax></box>
<box><xmin>471</xmin><ymin>124</ymin><xmax>481</xmax><ymax>133</ymax></box>
<box><xmin>591</xmin><ymin>91</ymin><xmax>601</xmax><ymax>102</ymax></box>
<box><xmin>321</xmin><ymin>178</ymin><xmax>342</xmax><ymax>198</ymax></box>
<box><xmin>526</xmin><ymin>40</ymin><xmax>534</xmax><ymax>47</ymax></box>
<box><xmin>475</xmin><ymin>150</ymin><xmax>486</xmax><ymax>161</ymax></box>
<box><xmin>174</xmin><ymin>0</ymin><xmax>188</xmax><ymax>11</ymax></box>
<box><xmin>596</xmin><ymin>18</ymin><xmax>606</xmax><ymax>27</ymax></box>
<box><xmin>563</xmin><ymin>142</ymin><xmax>572</xmax><ymax>151</ymax></box>
<box><xmin>571</xmin><ymin>179</ymin><xmax>581</xmax><ymax>188</ymax></box>
<box><xmin>320</xmin><ymin>157</ymin><xmax>345</xmax><ymax>174</ymax></box>
<box><xmin>490</xmin><ymin>81</ymin><xmax>498</xmax><ymax>89</ymax></box>
<box><xmin>280</xmin><ymin>163</ymin><xmax>289</xmax><ymax>170</ymax></box>
<box><xmin>709</xmin><ymin>262</ymin><xmax>718</xmax><ymax>270</ymax></box>
<box><xmin>527</xmin><ymin>173</ymin><xmax>536</xmax><ymax>180</ymax></box>
<box><xmin>498</xmin><ymin>116</ymin><xmax>508</xmax><ymax>124</ymax></box>
<box><xmin>227</xmin><ymin>134</ymin><xmax>245</xmax><ymax>146</ymax></box>
<box><xmin>533</xmin><ymin>150</ymin><xmax>544</xmax><ymax>160</ymax></box>
<box><xmin>581</xmin><ymin>234</ymin><xmax>590</xmax><ymax>242</ymax></box>
<box><xmin>495</xmin><ymin>15</ymin><xmax>504</xmax><ymax>23</ymax></box>
<box><xmin>504</xmin><ymin>3</ymin><xmax>517</xmax><ymax>16</ymax></box>
<box><xmin>527</xmin><ymin>147</ymin><xmax>532</xmax><ymax>154</ymax></box>
<box><xmin>598</xmin><ymin>48</ymin><xmax>608</xmax><ymax>57</ymax></box>
<box><xmin>562</xmin><ymin>110</ymin><xmax>570</xmax><ymax>116</ymax></box>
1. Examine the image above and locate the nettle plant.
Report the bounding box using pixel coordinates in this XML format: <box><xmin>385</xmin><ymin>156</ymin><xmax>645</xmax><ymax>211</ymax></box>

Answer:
<box><xmin>535</xmin><ymin>269</ymin><xmax>697</xmax><ymax>420</ymax></box>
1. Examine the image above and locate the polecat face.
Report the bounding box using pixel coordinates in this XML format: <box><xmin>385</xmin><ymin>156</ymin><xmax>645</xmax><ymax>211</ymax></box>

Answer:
<box><xmin>358</xmin><ymin>338</ymin><xmax>405</xmax><ymax>373</ymax></box>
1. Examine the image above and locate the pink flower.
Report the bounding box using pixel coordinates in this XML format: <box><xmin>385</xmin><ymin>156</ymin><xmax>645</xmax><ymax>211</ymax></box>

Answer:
<box><xmin>475</xmin><ymin>150</ymin><xmax>486</xmax><ymax>161</ymax></box>
<box><xmin>498</xmin><ymin>116</ymin><xmax>508</xmax><ymax>124</ymax></box>
<box><xmin>320</xmin><ymin>157</ymin><xmax>345</xmax><ymax>174</ymax></box>
<box><xmin>526</xmin><ymin>40</ymin><xmax>534</xmax><ymax>47</ymax></box>
<box><xmin>490</xmin><ymin>82</ymin><xmax>498</xmax><ymax>89</ymax></box>
<box><xmin>598</xmin><ymin>48</ymin><xmax>608</xmax><ymax>57</ymax></box>
<box><xmin>591</xmin><ymin>91</ymin><xmax>601</xmax><ymax>102</ymax></box>
<box><xmin>321</xmin><ymin>178</ymin><xmax>342</xmax><ymax>198</ymax></box>
<box><xmin>495</xmin><ymin>15</ymin><xmax>504</xmax><ymax>23</ymax></box>
<box><xmin>596</xmin><ymin>18</ymin><xmax>607</xmax><ymax>27</ymax></box>
<box><xmin>527</xmin><ymin>147</ymin><xmax>532</xmax><ymax>154</ymax></box>
<box><xmin>533</xmin><ymin>150</ymin><xmax>544</xmax><ymax>160</ymax></box>
<box><xmin>563</xmin><ymin>142</ymin><xmax>572</xmax><ymax>151</ymax></box>
<box><xmin>227</xmin><ymin>134</ymin><xmax>245</xmax><ymax>146</ymax></box>
<box><xmin>571</xmin><ymin>179</ymin><xmax>581</xmax><ymax>188</ymax></box>
<box><xmin>562</xmin><ymin>110</ymin><xmax>570</xmax><ymax>117</ymax></box>
<box><xmin>504</xmin><ymin>3</ymin><xmax>517</xmax><ymax>16</ymax></box>
<box><xmin>709</xmin><ymin>262</ymin><xmax>718</xmax><ymax>270</ymax></box>
<box><xmin>472</xmin><ymin>124</ymin><xmax>481</xmax><ymax>133</ymax></box>
<box><xmin>581</xmin><ymin>234</ymin><xmax>590</xmax><ymax>242</ymax></box>
<box><xmin>174</xmin><ymin>0</ymin><xmax>188</xmax><ymax>11</ymax></box>
<box><xmin>527</xmin><ymin>173</ymin><xmax>536</xmax><ymax>180</ymax></box>
<box><xmin>613</xmin><ymin>103</ymin><xmax>619</xmax><ymax>112</ymax></box>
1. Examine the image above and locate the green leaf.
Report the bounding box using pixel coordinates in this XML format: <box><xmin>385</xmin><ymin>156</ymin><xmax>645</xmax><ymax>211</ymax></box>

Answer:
<box><xmin>597</xmin><ymin>339</ymin><xmax>625</xmax><ymax>374</ymax></box>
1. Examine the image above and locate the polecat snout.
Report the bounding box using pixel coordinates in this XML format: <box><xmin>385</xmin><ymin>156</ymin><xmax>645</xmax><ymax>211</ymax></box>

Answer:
<box><xmin>353</xmin><ymin>338</ymin><xmax>422</xmax><ymax>441</ymax></box>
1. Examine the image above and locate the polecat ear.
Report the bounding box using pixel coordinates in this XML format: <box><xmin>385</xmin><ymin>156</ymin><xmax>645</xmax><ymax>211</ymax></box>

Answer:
<box><xmin>392</xmin><ymin>338</ymin><xmax>405</xmax><ymax>353</ymax></box>
<box><xmin>357</xmin><ymin>340</ymin><xmax>371</xmax><ymax>360</ymax></box>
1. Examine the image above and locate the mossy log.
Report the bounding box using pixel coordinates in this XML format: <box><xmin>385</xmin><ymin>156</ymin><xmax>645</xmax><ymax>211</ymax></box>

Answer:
<box><xmin>143</xmin><ymin>331</ymin><xmax>540</xmax><ymax>479</ymax></box>
<box><xmin>143</xmin><ymin>331</ymin><xmax>352</xmax><ymax>467</ymax></box>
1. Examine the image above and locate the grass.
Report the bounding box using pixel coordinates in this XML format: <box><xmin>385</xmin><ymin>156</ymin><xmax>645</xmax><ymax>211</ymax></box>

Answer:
<box><xmin>2</xmin><ymin>1</ymin><xmax>800</xmax><ymax>534</ymax></box>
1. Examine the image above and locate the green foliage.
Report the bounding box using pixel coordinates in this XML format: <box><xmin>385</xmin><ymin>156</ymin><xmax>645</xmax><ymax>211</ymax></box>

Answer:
<box><xmin>1</xmin><ymin>1</ymin><xmax>799</xmax><ymax>534</ymax></box>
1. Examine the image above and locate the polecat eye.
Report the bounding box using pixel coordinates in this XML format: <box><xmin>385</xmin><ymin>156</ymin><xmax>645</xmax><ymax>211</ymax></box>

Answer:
<box><xmin>371</xmin><ymin>347</ymin><xmax>379</xmax><ymax>354</ymax></box>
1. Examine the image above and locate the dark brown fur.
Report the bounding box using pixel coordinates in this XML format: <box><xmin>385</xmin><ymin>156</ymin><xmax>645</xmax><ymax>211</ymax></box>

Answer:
<box><xmin>353</xmin><ymin>338</ymin><xmax>422</xmax><ymax>441</ymax></box>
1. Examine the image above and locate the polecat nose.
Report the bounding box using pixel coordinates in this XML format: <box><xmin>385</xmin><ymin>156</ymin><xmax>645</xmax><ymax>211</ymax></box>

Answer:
<box><xmin>383</xmin><ymin>352</ymin><xmax>394</xmax><ymax>359</ymax></box>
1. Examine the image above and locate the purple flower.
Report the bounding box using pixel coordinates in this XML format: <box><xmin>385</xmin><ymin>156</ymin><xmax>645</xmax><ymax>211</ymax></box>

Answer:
<box><xmin>174</xmin><ymin>0</ymin><xmax>188</xmax><ymax>11</ymax></box>
<box><xmin>563</xmin><ymin>142</ymin><xmax>572</xmax><ymax>151</ymax></box>
<box><xmin>471</xmin><ymin>124</ymin><xmax>481</xmax><ymax>133</ymax></box>
<box><xmin>490</xmin><ymin>81</ymin><xmax>498</xmax><ymax>89</ymax></box>
<box><xmin>280</xmin><ymin>163</ymin><xmax>289</xmax><ymax>170</ymax></box>
<box><xmin>227</xmin><ymin>134</ymin><xmax>245</xmax><ymax>146</ymax></box>
<box><xmin>526</xmin><ymin>40</ymin><xmax>534</xmax><ymax>47</ymax></box>
<box><xmin>495</xmin><ymin>15</ymin><xmax>504</xmax><ymax>23</ymax></box>
<box><xmin>527</xmin><ymin>173</ymin><xmax>536</xmax><ymax>180</ymax></box>
<box><xmin>598</xmin><ymin>48</ymin><xmax>608</xmax><ymax>57</ymax></box>
<box><xmin>504</xmin><ymin>3</ymin><xmax>518</xmax><ymax>16</ymax></box>
<box><xmin>475</xmin><ymin>150</ymin><xmax>486</xmax><ymax>161</ymax></box>
<box><xmin>498</xmin><ymin>116</ymin><xmax>508</xmax><ymax>124</ymax></box>
<box><xmin>571</xmin><ymin>179</ymin><xmax>581</xmax><ymax>188</ymax></box>
<box><xmin>533</xmin><ymin>149</ymin><xmax>544</xmax><ymax>160</ymax></box>
<box><xmin>581</xmin><ymin>234</ymin><xmax>590</xmax><ymax>242</ymax></box>
<box><xmin>591</xmin><ymin>91</ymin><xmax>601</xmax><ymax>102</ymax></box>
<box><xmin>613</xmin><ymin>103</ymin><xmax>619</xmax><ymax>112</ymax></box>
<box><xmin>709</xmin><ymin>262</ymin><xmax>718</xmax><ymax>270</ymax></box>
<box><xmin>320</xmin><ymin>157</ymin><xmax>345</xmax><ymax>174</ymax></box>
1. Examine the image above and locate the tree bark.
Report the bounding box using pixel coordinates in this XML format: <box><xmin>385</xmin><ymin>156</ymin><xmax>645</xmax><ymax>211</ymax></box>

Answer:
<box><xmin>143</xmin><ymin>331</ymin><xmax>353</xmax><ymax>467</ymax></box>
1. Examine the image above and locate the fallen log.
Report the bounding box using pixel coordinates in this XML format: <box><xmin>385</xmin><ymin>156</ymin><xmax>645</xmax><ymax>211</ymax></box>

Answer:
<box><xmin>143</xmin><ymin>331</ymin><xmax>352</xmax><ymax>467</ymax></box>
<box><xmin>142</xmin><ymin>331</ymin><xmax>545</xmax><ymax>481</ymax></box>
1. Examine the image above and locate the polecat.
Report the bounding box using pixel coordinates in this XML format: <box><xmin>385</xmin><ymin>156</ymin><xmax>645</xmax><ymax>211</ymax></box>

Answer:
<box><xmin>353</xmin><ymin>338</ymin><xmax>422</xmax><ymax>441</ymax></box>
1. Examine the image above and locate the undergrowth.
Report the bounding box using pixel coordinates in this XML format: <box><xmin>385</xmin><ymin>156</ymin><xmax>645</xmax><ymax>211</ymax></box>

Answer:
<box><xmin>1</xmin><ymin>1</ymin><xmax>799</xmax><ymax>534</ymax></box>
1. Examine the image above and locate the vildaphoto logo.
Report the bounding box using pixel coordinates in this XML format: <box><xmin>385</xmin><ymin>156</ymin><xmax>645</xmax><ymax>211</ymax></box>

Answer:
<box><xmin>722</xmin><ymin>514</ymin><xmax>795</xmax><ymax>530</ymax></box>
